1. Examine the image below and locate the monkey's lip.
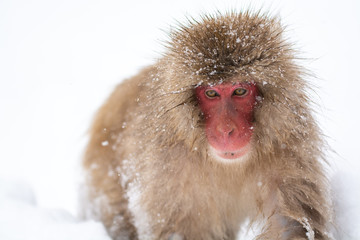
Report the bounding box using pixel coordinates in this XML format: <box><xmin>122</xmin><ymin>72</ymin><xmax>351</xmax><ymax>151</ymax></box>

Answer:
<box><xmin>209</xmin><ymin>145</ymin><xmax>250</xmax><ymax>163</ymax></box>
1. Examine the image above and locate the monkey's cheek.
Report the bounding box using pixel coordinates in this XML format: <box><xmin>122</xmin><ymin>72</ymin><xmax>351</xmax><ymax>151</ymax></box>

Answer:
<box><xmin>208</xmin><ymin>144</ymin><xmax>251</xmax><ymax>164</ymax></box>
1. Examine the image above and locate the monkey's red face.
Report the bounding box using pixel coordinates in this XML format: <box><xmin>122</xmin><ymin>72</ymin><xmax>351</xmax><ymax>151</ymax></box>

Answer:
<box><xmin>196</xmin><ymin>83</ymin><xmax>258</xmax><ymax>163</ymax></box>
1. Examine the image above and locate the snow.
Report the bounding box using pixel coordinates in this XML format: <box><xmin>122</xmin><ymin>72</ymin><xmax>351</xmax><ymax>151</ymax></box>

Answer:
<box><xmin>331</xmin><ymin>171</ymin><xmax>360</xmax><ymax>239</ymax></box>
<box><xmin>299</xmin><ymin>217</ymin><xmax>315</xmax><ymax>240</ymax></box>
<box><xmin>0</xmin><ymin>179</ymin><xmax>111</xmax><ymax>240</ymax></box>
<box><xmin>126</xmin><ymin>181</ymin><xmax>153</xmax><ymax>240</ymax></box>
<box><xmin>0</xmin><ymin>0</ymin><xmax>359</xmax><ymax>239</ymax></box>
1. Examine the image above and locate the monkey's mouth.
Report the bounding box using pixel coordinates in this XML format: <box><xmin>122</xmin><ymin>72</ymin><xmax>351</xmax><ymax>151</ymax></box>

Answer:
<box><xmin>209</xmin><ymin>145</ymin><xmax>250</xmax><ymax>163</ymax></box>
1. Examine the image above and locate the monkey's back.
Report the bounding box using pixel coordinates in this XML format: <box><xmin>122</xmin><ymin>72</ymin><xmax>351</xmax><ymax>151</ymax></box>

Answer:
<box><xmin>82</xmin><ymin>67</ymin><xmax>155</xmax><ymax>239</ymax></box>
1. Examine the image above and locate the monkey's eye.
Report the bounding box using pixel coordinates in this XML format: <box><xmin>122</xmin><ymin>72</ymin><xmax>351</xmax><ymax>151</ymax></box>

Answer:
<box><xmin>205</xmin><ymin>90</ymin><xmax>219</xmax><ymax>98</ymax></box>
<box><xmin>233</xmin><ymin>88</ymin><xmax>248</xmax><ymax>96</ymax></box>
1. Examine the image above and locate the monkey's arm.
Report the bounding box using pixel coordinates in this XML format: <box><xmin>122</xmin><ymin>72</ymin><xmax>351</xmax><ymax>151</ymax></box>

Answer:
<box><xmin>258</xmin><ymin>175</ymin><xmax>330</xmax><ymax>240</ymax></box>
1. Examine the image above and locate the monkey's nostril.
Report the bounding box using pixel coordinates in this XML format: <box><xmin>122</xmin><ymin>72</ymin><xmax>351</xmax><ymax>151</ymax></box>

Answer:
<box><xmin>228</xmin><ymin>129</ymin><xmax>235</xmax><ymax>136</ymax></box>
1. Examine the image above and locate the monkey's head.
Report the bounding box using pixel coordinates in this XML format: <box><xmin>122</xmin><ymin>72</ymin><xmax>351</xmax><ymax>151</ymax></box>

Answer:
<box><xmin>151</xmin><ymin>12</ymin><xmax>319</xmax><ymax>165</ymax></box>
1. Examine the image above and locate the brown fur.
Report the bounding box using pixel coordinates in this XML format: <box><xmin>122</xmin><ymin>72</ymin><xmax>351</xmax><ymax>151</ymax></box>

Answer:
<box><xmin>82</xmin><ymin>11</ymin><xmax>332</xmax><ymax>240</ymax></box>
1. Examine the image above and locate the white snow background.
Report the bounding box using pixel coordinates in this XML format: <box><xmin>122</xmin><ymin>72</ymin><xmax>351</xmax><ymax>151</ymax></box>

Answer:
<box><xmin>0</xmin><ymin>0</ymin><xmax>359</xmax><ymax>239</ymax></box>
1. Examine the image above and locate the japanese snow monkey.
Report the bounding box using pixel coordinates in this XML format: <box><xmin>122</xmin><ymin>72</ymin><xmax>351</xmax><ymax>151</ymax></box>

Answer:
<box><xmin>82</xmin><ymin>11</ymin><xmax>332</xmax><ymax>240</ymax></box>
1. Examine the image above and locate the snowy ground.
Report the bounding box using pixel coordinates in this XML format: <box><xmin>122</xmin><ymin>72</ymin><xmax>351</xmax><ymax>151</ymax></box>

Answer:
<box><xmin>0</xmin><ymin>179</ymin><xmax>111</xmax><ymax>240</ymax></box>
<box><xmin>0</xmin><ymin>0</ymin><xmax>359</xmax><ymax>239</ymax></box>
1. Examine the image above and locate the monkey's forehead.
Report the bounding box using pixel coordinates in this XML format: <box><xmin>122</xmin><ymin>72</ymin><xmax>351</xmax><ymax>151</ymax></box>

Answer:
<box><xmin>166</xmin><ymin>12</ymin><xmax>293</xmax><ymax>81</ymax></box>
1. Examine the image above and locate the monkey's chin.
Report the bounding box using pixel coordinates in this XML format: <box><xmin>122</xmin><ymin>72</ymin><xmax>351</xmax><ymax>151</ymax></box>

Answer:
<box><xmin>209</xmin><ymin>145</ymin><xmax>251</xmax><ymax>164</ymax></box>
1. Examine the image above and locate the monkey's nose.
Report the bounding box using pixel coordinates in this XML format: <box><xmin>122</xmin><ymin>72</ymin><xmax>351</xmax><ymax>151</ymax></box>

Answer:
<box><xmin>216</xmin><ymin>123</ymin><xmax>236</xmax><ymax>137</ymax></box>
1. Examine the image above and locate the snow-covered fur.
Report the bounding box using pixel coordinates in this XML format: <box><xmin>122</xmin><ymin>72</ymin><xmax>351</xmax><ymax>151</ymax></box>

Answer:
<box><xmin>82</xmin><ymin>11</ymin><xmax>332</xmax><ymax>240</ymax></box>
